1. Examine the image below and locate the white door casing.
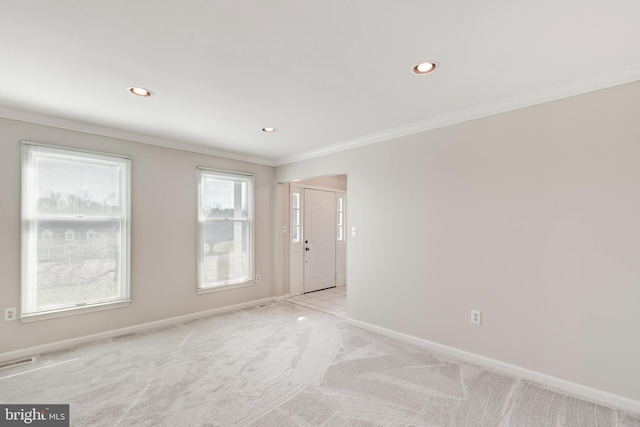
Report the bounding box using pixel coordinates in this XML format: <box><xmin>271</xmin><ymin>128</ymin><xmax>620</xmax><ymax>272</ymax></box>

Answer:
<box><xmin>289</xmin><ymin>186</ymin><xmax>304</xmax><ymax>296</ymax></box>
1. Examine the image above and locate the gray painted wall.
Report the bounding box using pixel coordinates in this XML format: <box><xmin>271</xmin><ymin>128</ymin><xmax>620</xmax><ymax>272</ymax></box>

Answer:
<box><xmin>2</xmin><ymin>79</ymin><xmax>640</xmax><ymax>403</ymax></box>
<box><xmin>276</xmin><ymin>81</ymin><xmax>640</xmax><ymax>402</ymax></box>
<box><xmin>0</xmin><ymin>117</ymin><xmax>276</xmax><ymax>353</ymax></box>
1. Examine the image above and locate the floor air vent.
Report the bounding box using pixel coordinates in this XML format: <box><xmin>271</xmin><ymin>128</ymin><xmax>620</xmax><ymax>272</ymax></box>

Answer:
<box><xmin>0</xmin><ymin>357</ymin><xmax>35</xmax><ymax>370</ymax></box>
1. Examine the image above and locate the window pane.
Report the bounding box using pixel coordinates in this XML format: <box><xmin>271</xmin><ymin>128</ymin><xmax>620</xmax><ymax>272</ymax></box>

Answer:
<box><xmin>202</xmin><ymin>177</ymin><xmax>247</xmax><ymax>219</ymax></box>
<box><xmin>293</xmin><ymin>210</ymin><xmax>300</xmax><ymax>226</ymax></box>
<box><xmin>337</xmin><ymin>226</ymin><xmax>343</xmax><ymax>241</ymax></box>
<box><xmin>22</xmin><ymin>144</ymin><xmax>130</xmax><ymax>317</ymax></box>
<box><xmin>198</xmin><ymin>169</ymin><xmax>254</xmax><ymax>289</ymax></box>
<box><xmin>292</xmin><ymin>226</ymin><xmax>300</xmax><ymax>243</ymax></box>
<box><xmin>36</xmin><ymin>154</ymin><xmax>121</xmax><ymax>217</ymax></box>
<box><xmin>292</xmin><ymin>193</ymin><xmax>300</xmax><ymax>209</ymax></box>
<box><xmin>201</xmin><ymin>221</ymin><xmax>249</xmax><ymax>285</ymax></box>
<box><xmin>337</xmin><ymin>197</ymin><xmax>343</xmax><ymax>211</ymax></box>
<box><xmin>35</xmin><ymin>219</ymin><xmax>122</xmax><ymax>311</ymax></box>
<box><xmin>338</xmin><ymin>212</ymin><xmax>343</xmax><ymax>226</ymax></box>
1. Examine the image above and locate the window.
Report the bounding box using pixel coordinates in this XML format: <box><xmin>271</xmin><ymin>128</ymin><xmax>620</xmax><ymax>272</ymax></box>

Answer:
<box><xmin>337</xmin><ymin>195</ymin><xmax>344</xmax><ymax>241</ymax></box>
<box><xmin>197</xmin><ymin>168</ymin><xmax>254</xmax><ymax>291</ymax></box>
<box><xmin>86</xmin><ymin>229</ymin><xmax>96</xmax><ymax>241</ymax></box>
<box><xmin>292</xmin><ymin>192</ymin><xmax>301</xmax><ymax>243</ymax></box>
<box><xmin>21</xmin><ymin>142</ymin><xmax>131</xmax><ymax>319</ymax></box>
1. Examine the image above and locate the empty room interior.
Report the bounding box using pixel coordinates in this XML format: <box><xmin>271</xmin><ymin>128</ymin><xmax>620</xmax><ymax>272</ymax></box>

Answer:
<box><xmin>1</xmin><ymin>2</ymin><xmax>640</xmax><ymax>426</ymax></box>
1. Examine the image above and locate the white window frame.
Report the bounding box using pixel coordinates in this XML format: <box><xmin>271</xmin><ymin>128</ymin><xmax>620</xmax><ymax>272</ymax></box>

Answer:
<box><xmin>21</xmin><ymin>142</ymin><xmax>131</xmax><ymax>322</ymax></box>
<box><xmin>292</xmin><ymin>192</ymin><xmax>301</xmax><ymax>243</ymax></box>
<box><xmin>336</xmin><ymin>194</ymin><xmax>344</xmax><ymax>241</ymax></box>
<box><xmin>197</xmin><ymin>168</ymin><xmax>255</xmax><ymax>293</ymax></box>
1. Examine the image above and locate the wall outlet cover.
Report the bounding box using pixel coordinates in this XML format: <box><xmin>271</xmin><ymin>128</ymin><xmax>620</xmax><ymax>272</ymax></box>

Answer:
<box><xmin>471</xmin><ymin>310</ymin><xmax>482</xmax><ymax>325</ymax></box>
<box><xmin>4</xmin><ymin>307</ymin><xmax>17</xmax><ymax>322</ymax></box>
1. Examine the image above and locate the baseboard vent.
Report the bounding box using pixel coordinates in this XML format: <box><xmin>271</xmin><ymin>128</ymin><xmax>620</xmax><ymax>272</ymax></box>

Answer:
<box><xmin>0</xmin><ymin>357</ymin><xmax>35</xmax><ymax>370</ymax></box>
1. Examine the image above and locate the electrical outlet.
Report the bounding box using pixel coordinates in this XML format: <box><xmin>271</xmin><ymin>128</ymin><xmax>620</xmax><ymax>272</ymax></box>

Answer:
<box><xmin>470</xmin><ymin>310</ymin><xmax>481</xmax><ymax>325</ymax></box>
<box><xmin>4</xmin><ymin>307</ymin><xmax>17</xmax><ymax>322</ymax></box>
<box><xmin>255</xmin><ymin>274</ymin><xmax>261</xmax><ymax>282</ymax></box>
<box><xmin>351</xmin><ymin>227</ymin><xmax>357</xmax><ymax>236</ymax></box>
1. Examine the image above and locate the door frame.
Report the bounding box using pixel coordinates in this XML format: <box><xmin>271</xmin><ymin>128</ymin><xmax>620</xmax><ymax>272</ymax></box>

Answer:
<box><xmin>288</xmin><ymin>184</ymin><xmax>346</xmax><ymax>296</ymax></box>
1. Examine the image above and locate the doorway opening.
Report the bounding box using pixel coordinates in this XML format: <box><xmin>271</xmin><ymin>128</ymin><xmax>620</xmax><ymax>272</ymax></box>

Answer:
<box><xmin>283</xmin><ymin>174</ymin><xmax>347</xmax><ymax>298</ymax></box>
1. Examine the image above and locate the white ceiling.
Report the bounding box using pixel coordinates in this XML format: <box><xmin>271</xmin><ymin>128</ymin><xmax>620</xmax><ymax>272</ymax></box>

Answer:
<box><xmin>1</xmin><ymin>1</ymin><xmax>640</xmax><ymax>166</ymax></box>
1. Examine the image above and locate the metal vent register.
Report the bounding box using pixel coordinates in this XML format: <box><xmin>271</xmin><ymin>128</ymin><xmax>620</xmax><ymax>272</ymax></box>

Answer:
<box><xmin>0</xmin><ymin>356</ymin><xmax>35</xmax><ymax>370</ymax></box>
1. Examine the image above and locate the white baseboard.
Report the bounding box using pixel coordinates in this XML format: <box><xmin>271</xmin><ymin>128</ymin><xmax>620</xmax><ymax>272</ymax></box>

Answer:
<box><xmin>4</xmin><ymin>300</ymin><xmax>638</xmax><ymax>415</ymax></box>
<box><xmin>346</xmin><ymin>318</ymin><xmax>640</xmax><ymax>415</ymax></box>
<box><xmin>0</xmin><ymin>296</ymin><xmax>279</xmax><ymax>363</ymax></box>
<box><xmin>275</xmin><ymin>293</ymin><xmax>291</xmax><ymax>301</ymax></box>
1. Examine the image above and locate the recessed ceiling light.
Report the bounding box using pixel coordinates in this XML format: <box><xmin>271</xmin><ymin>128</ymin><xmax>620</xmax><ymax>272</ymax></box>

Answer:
<box><xmin>262</xmin><ymin>127</ymin><xmax>277</xmax><ymax>133</ymax></box>
<box><xmin>413</xmin><ymin>61</ymin><xmax>437</xmax><ymax>75</ymax></box>
<box><xmin>128</xmin><ymin>87</ymin><xmax>153</xmax><ymax>97</ymax></box>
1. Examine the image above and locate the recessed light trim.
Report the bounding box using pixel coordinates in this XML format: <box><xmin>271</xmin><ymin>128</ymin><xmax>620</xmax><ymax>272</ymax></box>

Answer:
<box><xmin>128</xmin><ymin>87</ymin><xmax>153</xmax><ymax>97</ymax></box>
<box><xmin>262</xmin><ymin>127</ymin><xmax>277</xmax><ymax>133</ymax></box>
<box><xmin>413</xmin><ymin>61</ymin><xmax>438</xmax><ymax>75</ymax></box>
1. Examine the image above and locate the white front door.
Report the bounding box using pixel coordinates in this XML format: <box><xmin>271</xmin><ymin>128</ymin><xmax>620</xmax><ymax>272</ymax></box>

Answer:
<box><xmin>303</xmin><ymin>189</ymin><xmax>336</xmax><ymax>293</ymax></box>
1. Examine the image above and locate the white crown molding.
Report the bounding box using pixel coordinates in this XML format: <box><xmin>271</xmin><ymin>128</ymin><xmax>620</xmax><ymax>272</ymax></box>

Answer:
<box><xmin>3</xmin><ymin>64</ymin><xmax>640</xmax><ymax>169</ymax></box>
<box><xmin>275</xmin><ymin>64</ymin><xmax>640</xmax><ymax>166</ymax></box>
<box><xmin>0</xmin><ymin>106</ymin><xmax>277</xmax><ymax>167</ymax></box>
<box><xmin>347</xmin><ymin>317</ymin><xmax>640</xmax><ymax>415</ymax></box>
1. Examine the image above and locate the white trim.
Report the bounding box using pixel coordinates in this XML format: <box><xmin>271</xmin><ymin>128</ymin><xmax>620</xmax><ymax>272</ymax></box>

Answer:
<box><xmin>346</xmin><ymin>318</ymin><xmax>640</xmax><ymax>415</ymax></box>
<box><xmin>274</xmin><ymin>64</ymin><xmax>640</xmax><ymax>166</ymax></box>
<box><xmin>4</xmin><ymin>66</ymin><xmax>640</xmax><ymax>168</ymax></box>
<box><xmin>289</xmin><ymin>186</ymin><xmax>304</xmax><ymax>297</ymax></box>
<box><xmin>21</xmin><ymin>140</ymin><xmax>132</xmax><ymax>160</ymax></box>
<box><xmin>196</xmin><ymin>281</ymin><xmax>255</xmax><ymax>295</ymax></box>
<box><xmin>1</xmin><ymin>106</ymin><xmax>275</xmax><ymax>166</ymax></box>
<box><xmin>20</xmin><ymin>300</ymin><xmax>131</xmax><ymax>323</ymax></box>
<box><xmin>275</xmin><ymin>293</ymin><xmax>291</xmax><ymax>302</ymax></box>
<box><xmin>1</xmin><ymin>297</ymin><xmax>279</xmax><ymax>364</ymax></box>
<box><xmin>196</xmin><ymin>166</ymin><xmax>255</xmax><ymax>177</ymax></box>
<box><xmin>292</xmin><ymin>183</ymin><xmax>343</xmax><ymax>193</ymax></box>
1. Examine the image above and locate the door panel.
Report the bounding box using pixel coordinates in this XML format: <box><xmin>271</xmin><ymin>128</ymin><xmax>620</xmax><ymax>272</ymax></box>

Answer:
<box><xmin>304</xmin><ymin>189</ymin><xmax>336</xmax><ymax>292</ymax></box>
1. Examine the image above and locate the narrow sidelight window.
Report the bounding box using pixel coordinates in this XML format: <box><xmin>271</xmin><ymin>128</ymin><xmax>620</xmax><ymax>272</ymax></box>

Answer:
<box><xmin>292</xmin><ymin>192</ymin><xmax>301</xmax><ymax>243</ymax></box>
<box><xmin>337</xmin><ymin>195</ymin><xmax>344</xmax><ymax>241</ymax></box>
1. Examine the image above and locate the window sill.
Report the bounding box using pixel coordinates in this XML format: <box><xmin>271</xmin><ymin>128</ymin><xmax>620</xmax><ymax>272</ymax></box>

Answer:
<box><xmin>197</xmin><ymin>281</ymin><xmax>255</xmax><ymax>295</ymax></box>
<box><xmin>20</xmin><ymin>300</ymin><xmax>131</xmax><ymax>323</ymax></box>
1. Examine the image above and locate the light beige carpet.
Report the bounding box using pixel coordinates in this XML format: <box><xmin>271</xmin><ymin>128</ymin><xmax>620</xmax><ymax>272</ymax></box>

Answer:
<box><xmin>1</xmin><ymin>302</ymin><xmax>638</xmax><ymax>426</ymax></box>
